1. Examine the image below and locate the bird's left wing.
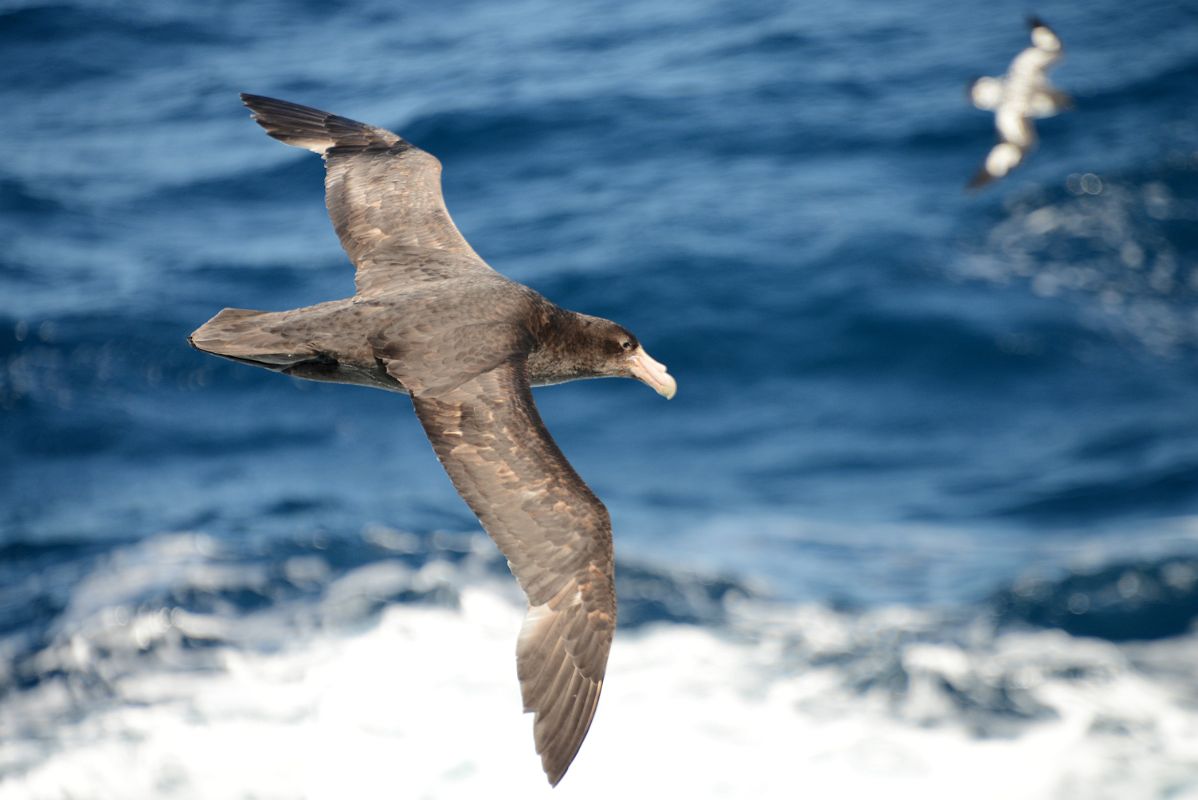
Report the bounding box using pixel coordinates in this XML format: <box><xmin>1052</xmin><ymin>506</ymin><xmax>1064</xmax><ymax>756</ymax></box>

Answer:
<box><xmin>240</xmin><ymin>94</ymin><xmax>492</xmax><ymax>280</ymax></box>
<box><xmin>399</xmin><ymin>356</ymin><xmax>617</xmax><ymax>786</ymax></box>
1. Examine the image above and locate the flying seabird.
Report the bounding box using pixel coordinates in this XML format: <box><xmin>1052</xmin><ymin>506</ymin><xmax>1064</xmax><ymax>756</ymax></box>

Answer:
<box><xmin>189</xmin><ymin>94</ymin><xmax>677</xmax><ymax>785</ymax></box>
<box><xmin>968</xmin><ymin>17</ymin><xmax>1072</xmax><ymax>188</ymax></box>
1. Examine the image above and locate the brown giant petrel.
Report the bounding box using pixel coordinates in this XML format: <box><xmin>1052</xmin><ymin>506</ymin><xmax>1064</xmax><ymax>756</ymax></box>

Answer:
<box><xmin>189</xmin><ymin>94</ymin><xmax>676</xmax><ymax>786</ymax></box>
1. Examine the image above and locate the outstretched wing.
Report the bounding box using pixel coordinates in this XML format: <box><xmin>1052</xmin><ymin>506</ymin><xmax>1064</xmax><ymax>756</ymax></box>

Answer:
<box><xmin>969</xmin><ymin>76</ymin><xmax>1004</xmax><ymax>111</ymax></box>
<box><xmin>406</xmin><ymin>358</ymin><xmax>616</xmax><ymax>786</ymax></box>
<box><xmin>240</xmin><ymin>94</ymin><xmax>491</xmax><ymax>283</ymax></box>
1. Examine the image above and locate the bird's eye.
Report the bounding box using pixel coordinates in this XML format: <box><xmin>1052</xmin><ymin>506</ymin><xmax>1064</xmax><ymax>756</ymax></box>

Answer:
<box><xmin>621</xmin><ymin>340</ymin><xmax>634</xmax><ymax>351</ymax></box>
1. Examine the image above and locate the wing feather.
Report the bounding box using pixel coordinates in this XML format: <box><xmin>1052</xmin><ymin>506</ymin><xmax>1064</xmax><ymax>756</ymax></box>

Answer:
<box><xmin>409</xmin><ymin>359</ymin><xmax>616</xmax><ymax>786</ymax></box>
<box><xmin>240</xmin><ymin>94</ymin><xmax>492</xmax><ymax>289</ymax></box>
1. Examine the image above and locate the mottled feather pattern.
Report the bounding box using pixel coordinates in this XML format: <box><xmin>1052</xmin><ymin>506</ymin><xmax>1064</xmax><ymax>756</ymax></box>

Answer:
<box><xmin>241</xmin><ymin>94</ymin><xmax>483</xmax><ymax>265</ymax></box>
<box><xmin>192</xmin><ymin>95</ymin><xmax>640</xmax><ymax>786</ymax></box>
<box><xmin>352</xmin><ymin>247</ymin><xmax>490</xmax><ymax>295</ymax></box>
<box><xmin>410</xmin><ymin>360</ymin><xmax>615</xmax><ymax>786</ymax></box>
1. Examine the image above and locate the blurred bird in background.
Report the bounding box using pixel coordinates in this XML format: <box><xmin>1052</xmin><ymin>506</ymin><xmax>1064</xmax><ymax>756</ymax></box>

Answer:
<box><xmin>968</xmin><ymin>17</ymin><xmax>1073</xmax><ymax>188</ymax></box>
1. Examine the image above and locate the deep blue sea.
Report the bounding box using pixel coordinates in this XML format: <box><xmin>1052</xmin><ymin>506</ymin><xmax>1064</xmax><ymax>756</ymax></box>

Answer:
<box><xmin>3</xmin><ymin>0</ymin><xmax>1198</xmax><ymax>797</ymax></box>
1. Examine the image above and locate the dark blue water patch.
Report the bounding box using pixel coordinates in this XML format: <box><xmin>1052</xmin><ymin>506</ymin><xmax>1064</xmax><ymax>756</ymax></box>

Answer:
<box><xmin>0</xmin><ymin>4</ymin><xmax>232</xmax><ymax>89</ymax></box>
<box><xmin>993</xmin><ymin>461</ymin><xmax>1198</xmax><ymax>524</ymax></box>
<box><xmin>709</xmin><ymin>29</ymin><xmax>813</xmax><ymax>59</ymax></box>
<box><xmin>1070</xmin><ymin>424</ymin><xmax>1175</xmax><ymax>463</ymax></box>
<box><xmin>127</xmin><ymin>413</ymin><xmax>340</xmax><ymax>461</ymax></box>
<box><xmin>4</xmin><ymin>408</ymin><xmax>129</xmax><ymax>458</ymax></box>
<box><xmin>0</xmin><ymin>4</ymin><xmax>215</xmax><ymax>44</ymax></box>
<box><xmin>992</xmin><ymin>556</ymin><xmax>1198</xmax><ymax>641</ymax></box>
<box><xmin>406</xmin><ymin>88</ymin><xmax>939</xmax><ymax>175</ymax></box>
<box><xmin>0</xmin><ymin>313</ymin><xmax>197</xmax><ymax>410</ymax></box>
<box><xmin>805</xmin><ymin>305</ymin><xmax>1064</xmax><ymax>384</ymax></box>
<box><xmin>399</xmin><ymin>100</ymin><xmax>646</xmax><ymax>165</ymax></box>
<box><xmin>954</xmin><ymin>153</ymin><xmax>1198</xmax><ymax>361</ymax></box>
<box><xmin>0</xmin><ymin>259</ymin><xmax>42</xmax><ymax>293</ymax></box>
<box><xmin>1077</xmin><ymin>51</ymin><xmax>1198</xmax><ymax>110</ymax></box>
<box><xmin>0</xmin><ymin>311</ymin><xmax>348</xmax><ymax>464</ymax></box>
<box><xmin>599</xmin><ymin>258</ymin><xmax>1090</xmax><ymax>392</ymax></box>
<box><xmin>263</xmin><ymin>496</ymin><xmax>343</xmax><ymax>517</ymax></box>
<box><xmin>175</xmin><ymin>260</ymin><xmax>342</xmax><ymax>299</ymax></box>
<box><xmin>160</xmin><ymin>156</ymin><xmax>329</xmax><ymax>207</ymax></box>
<box><xmin>0</xmin><ymin>177</ymin><xmax>61</xmax><ymax>217</ymax></box>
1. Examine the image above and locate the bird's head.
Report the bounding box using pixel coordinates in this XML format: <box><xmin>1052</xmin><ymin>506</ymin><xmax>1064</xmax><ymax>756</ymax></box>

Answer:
<box><xmin>1028</xmin><ymin>18</ymin><xmax>1061</xmax><ymax>52</ymax></box>
<box><xmin>570</xmin><ymin>316</ymin><xmax>676</xmax><ymax>399</ymax></box>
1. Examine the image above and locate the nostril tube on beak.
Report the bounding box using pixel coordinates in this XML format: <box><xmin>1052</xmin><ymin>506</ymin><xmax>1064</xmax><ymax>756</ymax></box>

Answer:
<box><xmin>627</xmin><ymin>347</ymin><xmax>676</xmax><ymax>399</ymax></box>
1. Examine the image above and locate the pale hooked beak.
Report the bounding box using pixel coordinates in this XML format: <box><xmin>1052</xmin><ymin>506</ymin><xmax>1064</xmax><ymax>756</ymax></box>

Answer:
<box><xmin>627</xmin><ymin>346</ymin><xmax>676</xmax><ymax>399</ymax></box>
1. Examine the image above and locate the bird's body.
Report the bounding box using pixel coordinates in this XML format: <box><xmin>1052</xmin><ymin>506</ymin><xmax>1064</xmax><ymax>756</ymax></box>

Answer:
<box><xmin>968</xmin><ymin>17</ymin><xmax>1071</xmax><ymax>188</ymax></box>
<box><xmin>190</xmin><ymin>94</ymin><xmax>675</xmax><ymax>786</ymax></box>
<box><xmin>196</xmin><ymin>265</ymin><xmax>572</xmax><ymax>392</ymax></box>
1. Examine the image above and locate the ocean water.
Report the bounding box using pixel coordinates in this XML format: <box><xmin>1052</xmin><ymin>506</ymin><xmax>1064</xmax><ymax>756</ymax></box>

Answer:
<box><xmin>3</xmin><ymin>0</ymin><xmax>1198</xmax><ymax>796</ymax></box>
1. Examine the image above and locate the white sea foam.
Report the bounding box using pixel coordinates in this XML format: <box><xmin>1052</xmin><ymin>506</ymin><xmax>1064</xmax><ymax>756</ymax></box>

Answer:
<box><xmin>3</xmin><ymin>581</ymin><xmax>1197</xmax><ymax>800</ymax></box>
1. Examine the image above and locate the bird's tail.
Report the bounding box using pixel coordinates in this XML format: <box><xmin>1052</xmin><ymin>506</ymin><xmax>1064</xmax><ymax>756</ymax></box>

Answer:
<box><xmin>239</xmin><ymin>93</ymin><xmax>401</xmax><ymax>155</ymax></box>
<box><xmin>966</xmin><ymin>141</ymin><xmax>1025</xmax><ymax>191</ymax></box>
<box><xmin>966</xmin><ymin>165</ymin><xmax>997</xmax><ymax>191</ymax></box>
<box><xmin>188</xmin><ymin>308</ymin><xmax>319</xmax><ymax>370</ymax></box>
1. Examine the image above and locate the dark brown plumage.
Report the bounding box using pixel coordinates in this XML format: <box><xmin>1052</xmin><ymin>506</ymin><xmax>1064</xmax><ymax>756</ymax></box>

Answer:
<box><xmin>189</xmin><ymin>94</ymin><xmax>675</xmax><ymax>786</ymax></box>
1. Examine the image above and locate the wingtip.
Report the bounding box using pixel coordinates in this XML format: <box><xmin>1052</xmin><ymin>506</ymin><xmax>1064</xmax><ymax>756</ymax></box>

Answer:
<box><xmin>1026</xmin><ymin>14</ymin><xmax>1046</xmax><ymax>30</ymax></box>
<box><xmin>966</xmin><ymin>167</ymin><xmax>995</xmax><ymax>191</ymax></box>
<box><xmin>239</xmin><ymin>92</ymin><xmax>282</xmax><ymax>115</ymax></box>
<box><xmin>238</xmin><ymin>92</ymin><xmax>272</xmax><ymax>122</ymax></box>
<box><xmin>540</xmin><ymin>737</ymin><xmax>583</xmax><ymax>787</ymax></box>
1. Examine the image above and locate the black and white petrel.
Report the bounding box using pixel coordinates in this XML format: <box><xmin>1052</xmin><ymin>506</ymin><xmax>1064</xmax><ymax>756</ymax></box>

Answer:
<box><xmin>968</xmin><ymin>17</ymin><xmax>1072</xmax><ymax>188</ymax></box>
<box><xmin>190</xmin><ymin>94</ymin><xmax>676</xmax><ymax>786</ymax></box>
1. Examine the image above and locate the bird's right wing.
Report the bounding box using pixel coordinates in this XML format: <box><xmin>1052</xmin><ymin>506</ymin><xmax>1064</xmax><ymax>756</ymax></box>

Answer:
<box><xmin>1029</xmin><ymin>88</ymin><xmax>1073</xmax><ymax>118</ymax></box>
<box><xmin>240</xmin><ymin>94</ymin><xmax>495</xmax><ymax>291</ymax></box>
<box><xmin>403</xmin><ymin>357</ymin><xmax>616</xmax><ymax>786</ymax></box>
<box><xmin>969</xmin><ymin>76</ymin><xmax>1004</xmax><ymax>111</ymax></box>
